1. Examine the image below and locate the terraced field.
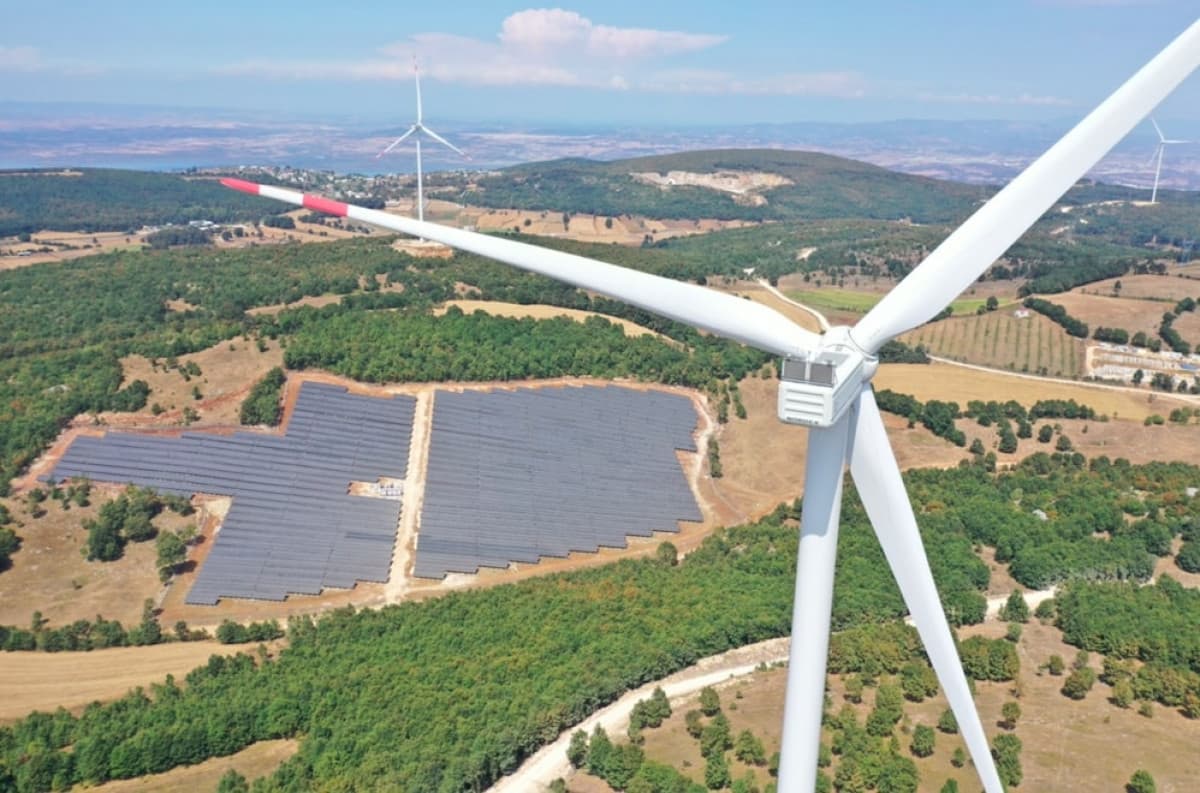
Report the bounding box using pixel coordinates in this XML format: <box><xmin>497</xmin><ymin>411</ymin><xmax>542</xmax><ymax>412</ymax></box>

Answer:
<box><xmin>901</xmin><ymin>311</ymin><xmax>1085</xmax><ymax>377</ymax></box>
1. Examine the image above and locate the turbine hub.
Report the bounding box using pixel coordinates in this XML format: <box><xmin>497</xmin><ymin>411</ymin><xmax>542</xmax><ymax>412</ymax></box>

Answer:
<box><xmin>776</xmin><ymin>325</ymin><xmax>877</xmax><ymax>428</ymax></box>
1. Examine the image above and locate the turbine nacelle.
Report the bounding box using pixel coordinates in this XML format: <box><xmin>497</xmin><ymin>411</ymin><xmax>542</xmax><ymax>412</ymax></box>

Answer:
<box><xmin>777</xmin><ymin>326</ymin><xmax>877</xmax><ymax>428</ymax></box>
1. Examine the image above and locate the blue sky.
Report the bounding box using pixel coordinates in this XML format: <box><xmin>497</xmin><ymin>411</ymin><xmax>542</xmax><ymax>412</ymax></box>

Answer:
<box><xmin>2</xmin><ymin>1</ymin><xmax>1198</xmax><ymax>125</ymax></box>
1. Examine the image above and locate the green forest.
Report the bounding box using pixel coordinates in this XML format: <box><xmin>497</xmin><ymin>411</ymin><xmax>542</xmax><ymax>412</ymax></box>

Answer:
<box><xmin>0</xmin><ymin>170</ymin><xmax>278</xmax><ymax>236</ymax></box>
<box><xmin>3</xmin><ymin>457</ymin><xmax>1198</xmax><ymax>791</ymax></box>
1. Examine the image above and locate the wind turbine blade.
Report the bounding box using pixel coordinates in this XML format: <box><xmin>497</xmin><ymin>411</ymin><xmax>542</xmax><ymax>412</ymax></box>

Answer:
<box><xmin>421</xmin><ymin>125</ymin><xmax>470</xmax><ymax>159</ymax></box>
<box><xmin>220</xmin><ymin>178</ymin><xmax>819</xmax><ymax>356</ymax></box>
<box><xmin>852</xmin><ymin>19</ymin><xmax>1200</xmax><ymax>353</ymax></box>
<box><xmin>848</xmin><ymin>389</ymin><xmax>1003</xmax><ymax>793</ymax></box>
<box><xmin>376</xmin><ymin>126</ymin><xmax>418</xmax><ymax>158</ymax></box>
<box><xmin>1151</xmin><ymin>116</ymin><xmax>1166</xmax><ymax>142</ymax></box>
<box><xmin>777</xmin><ymin>416</ymin><xmax>854</xmax><ymax>792</ymax></box>
<box><xmin>414</xmin><ymin>59</ymin><xmax>423</xmax><ymax>125</ymax></box>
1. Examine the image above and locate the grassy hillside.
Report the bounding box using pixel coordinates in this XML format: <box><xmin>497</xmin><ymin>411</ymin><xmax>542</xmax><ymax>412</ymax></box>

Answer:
<box><xmin>460</xmin><ymin>149</ymin><xmax>992</xmax><ymax>224</ymax></box>
<box><xmin>0</xmin><ymin>169</ymin><xmax>280</xmax><ymax>236</ymax></box>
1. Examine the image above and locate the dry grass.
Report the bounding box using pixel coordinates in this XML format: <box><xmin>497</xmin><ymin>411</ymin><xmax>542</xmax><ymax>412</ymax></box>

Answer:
<box><xmin>715</xmin><ymin>281</ymin><xmax>824</xmax><ymax>334</ymax></box>
<box><xmin>86</xmin><ymin>739</ymin><xmax>298</xmax><ymax>792</ymax></box>
<box><xmin>1078</xmin><ymin>273</ymin><xmax>1200</xmax><ymax>302</ymax></box>
<box><xmin>433</xmin><ymin>300</ymin><xmax>664</xmax><ymax>338</ymax></box>
<box><xmin>115</xmin><ymin>338</ymin><xmax>284</xmax><ymax>426</ymax></box>
<box><xmin>1051</xmin><ymin>292</ymin><xmax>1168</xmax><ymax>337</ymax></box>
<box><xmin>583</xmin><ymin>619</ymin><xmax>1200</xmax><ymax>792</ymax></box>
<box><xmin>0</xmin><ymin>641</ymin><xmax>246</xmax><ymax>722</ymax></box>
<box><xmin>873</xmin><ymin>361</ymin><xmax>1191</xmax><ymax>421</ymax></box>
<box><xmin>0</xmin><ymin>491</ymin><xmax>191</xmax><ymax>628</ymax></box>
<box><xmin>901</xmin><ymin>312</ymin><xmax>1085</xmax><ymax>378</ymax></box>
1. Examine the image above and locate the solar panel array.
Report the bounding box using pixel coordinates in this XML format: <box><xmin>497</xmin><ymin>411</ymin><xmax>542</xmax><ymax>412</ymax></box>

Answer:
<box><xmin>415</xmin><ymin>385</ymin><xmax>702</xmax><ymax>578</ymax></box>
<box><xmin>47</xmin><ymin>383</ymin><xmax>415</xmax><ymax>604</ymax></box>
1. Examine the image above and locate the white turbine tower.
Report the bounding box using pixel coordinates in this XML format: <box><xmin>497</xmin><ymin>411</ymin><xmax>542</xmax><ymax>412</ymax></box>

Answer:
<box><xmin>377</xmin><ymin>59</ymin><xmax>468</xmax><ymax>223</ymax></box>
<box><xmin>224</xmin><ymin>19</ymin><xmax>1200</xmax><ymax>793</ymax></box>
<box><xmin>1148</xmin><ymin>117</ymin><xmax>1191</xmax><ymax>203</ymax></box>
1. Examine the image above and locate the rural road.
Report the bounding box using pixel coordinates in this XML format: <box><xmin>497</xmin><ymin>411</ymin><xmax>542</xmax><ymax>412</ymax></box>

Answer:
<box><xmin>758</xmin><ymin>279</ymin><xmax>831</xmax><ymax>331</ymax></box>
<box><xmin>488</xmin><ymin>585</ymin><xmax>1057</xmax><ymax>793</ymax></box>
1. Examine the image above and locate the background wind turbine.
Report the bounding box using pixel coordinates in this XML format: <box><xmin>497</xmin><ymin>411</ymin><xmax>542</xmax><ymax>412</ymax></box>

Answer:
<box><xmin>224</xmin><ymin>19</ymin><xmax>1200</xmax><ymax>793</ymax></box>
<box><xmin>1148</xmin><ymin>117</ymin><xmax>1192</xmax><ymax>203</ymax></box>
<box><xmin>376</xmin><ymin>60</ymin><xmax>469</xmax><ymax>223</ymax></box>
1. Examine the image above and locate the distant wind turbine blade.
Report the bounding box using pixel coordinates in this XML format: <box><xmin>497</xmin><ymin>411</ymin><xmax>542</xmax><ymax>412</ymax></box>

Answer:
<box><xmin>848</xmin><ymin>389</ymin><xmax>1003</xmax><ymax>793</ymax></box>
<box><xmin>852</xmin><ymin>19</ymin><xmax>1200</xmax><ymax>353</ymax></box>
<box><xmin>414</xmin><ymin>59</ymin><xmax>423</xmax><ymax>124</ymax></box>
<box><xmin>421</xmin><ymin>125</ymin><xmax>469</xmax><ymax>159</ymax></box>
<box><xmin>776</xmin><ymin>415</ymin><xmax>853</xmax><ymax>792</ymax></box>
<box><xmin>377</xmin><ymin>126</ymin><xmax>418</xmax><ymax>158</ymax></box>
<box><xmin>1152</xmin><ymin>116</ymin><xmax>1166</xmax><ymax>142</ymax></box>
<box><xmin>220</xmin><ymin>178</ymin><xmax>819</xmax><ymax>356</ymax></box>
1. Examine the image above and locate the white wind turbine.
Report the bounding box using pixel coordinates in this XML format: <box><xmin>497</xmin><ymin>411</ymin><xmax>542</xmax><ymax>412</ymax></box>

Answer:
<box><xmin>224</xmin><ymin>19</ymin><xmax>1200</xmax><ymax>793</ymax></box>
<box><xmin>1148</xmin><ymin>117</ymin><xmax>1192</xmax><ymax>203</ymax></box>
<box><xmin>376</xmin><ymin>59</ymin><xmax>469</xmax><ymax>223</ymax></box>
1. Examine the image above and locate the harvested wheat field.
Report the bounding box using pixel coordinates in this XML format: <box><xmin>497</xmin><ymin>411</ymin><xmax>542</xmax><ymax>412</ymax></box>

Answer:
<box><xmin>874</xmin><ymin>361</ymin><xmax>1191</xmax><ymax>421</ymax></box>
<box><xmin>0</xmin><ymin>641</ymin><xmax>247</xmax><ymax>722</ymax></box>
<box><xmin>84</xmin><ymin>740</ymin><xmax>298</xmax><ymax>792</ymax></box>
<box><xmin>901</xmin><ymin>311</ymin><xmax>1085</xmax><ymax>378</ymax></box>
<box><xmin>1079</xmin><ymin>273</ymin><xmax>1200</xmax><ymax>302</ymax></box>
<box><xmin>1051</xmin><ymin>291</ymin><xmax>1172</xmax><ymax>337</ymax></box>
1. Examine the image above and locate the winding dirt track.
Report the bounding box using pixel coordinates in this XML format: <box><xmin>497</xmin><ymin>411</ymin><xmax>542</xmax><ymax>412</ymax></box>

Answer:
<box><xmin>488</xmin><ymin>587</ymin><xmax>1056</xmax><ymax>792</ymax></box>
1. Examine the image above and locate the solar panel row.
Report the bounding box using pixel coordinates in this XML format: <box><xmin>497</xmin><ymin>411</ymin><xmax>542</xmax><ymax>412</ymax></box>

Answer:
<box><xmin>47</xmin><ymin>383</ymin><xmax>416</xmax><ymax>604</ymax></box>
<box><xmin>414</xmin><ymin>385</ymin><xmax>702</xmax><ymax>578</ymax></box>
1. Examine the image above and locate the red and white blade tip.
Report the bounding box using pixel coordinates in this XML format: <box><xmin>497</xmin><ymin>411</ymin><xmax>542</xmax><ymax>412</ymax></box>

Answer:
<box><xmin>220</xmin><ymin>177</ymin><xmax>260</xmax><ymax>195</ymax></box>
<box><xmin>220</xmin><ymin>178</ymin><xmax>349</xmax><ymax>218</ymax></box>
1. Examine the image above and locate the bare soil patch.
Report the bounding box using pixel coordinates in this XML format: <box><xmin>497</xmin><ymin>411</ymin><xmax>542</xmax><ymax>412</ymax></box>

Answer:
<box><xmin>85</xmin><ymin>739</ymin><xmax>298</xmax><ymax>792</ymax></box>
<box><xmin>0</xmin><ymin>641</ymin><xmax>245</xmax><ymax>723</ymax></box>
<box><xmin>245</xmin><ymin>293</ymin><xmax>344</xmax><ymax>316</ymax></box>
<box><xmin>630</xmin><ymin>170</ymin><xmax>792</xmax><ymax>207</ymax></box>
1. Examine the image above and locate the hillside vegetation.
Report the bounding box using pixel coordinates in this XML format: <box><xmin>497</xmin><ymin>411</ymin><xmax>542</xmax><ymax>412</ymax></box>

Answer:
<box><xmin>461</xmin><ymin>149</ymin><xmax>991</xmax><ymax>224</ymax></box>
<box><xmin>0</xmin><ymin>169</ymin><xmax>279</xmax><ymax>236</ymax></box>
<box><xmin>3</xmin><ymin>455</ymin><xmax>1197</xmax><ymax>791</ymax></box>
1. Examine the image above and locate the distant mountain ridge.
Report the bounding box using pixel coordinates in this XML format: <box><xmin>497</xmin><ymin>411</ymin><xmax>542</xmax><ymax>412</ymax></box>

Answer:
<box><xmin>460</xmin><ymin>148</ymin><xmax>996</xmax><ymax>225</ymax></box>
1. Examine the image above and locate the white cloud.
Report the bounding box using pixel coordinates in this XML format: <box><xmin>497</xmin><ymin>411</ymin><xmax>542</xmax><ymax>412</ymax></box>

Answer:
<box><xmin>916</xmin><ymin>91</ymin><xmax>1074</xmax><ymax>107</ymax></box>
<box><xmin>644</xmin><ymin>69</ymin><xmax>868</xmax><ymax>97</ymax></box>
<box><xmin>220</xmin><ymin>8</ymin><xmax>734</xmax><ymax>92</ymax></box>
<box><xmin>0</xmin><ymin>46</ymin><xmax>43</xmax><ymax>72</ymax></box>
